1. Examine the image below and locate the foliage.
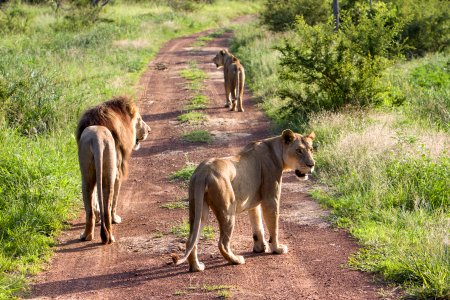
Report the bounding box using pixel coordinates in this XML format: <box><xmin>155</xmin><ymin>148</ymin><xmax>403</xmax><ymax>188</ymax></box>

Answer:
<box><xmin>276</xmin><ymin>3</ymin><xmax>405</xmax><ymax>126</ymax></box>
<box><xmin>341</xmin><ymin>0</ymin><xmax>449</xmax><ymax>56</ymax></box>
<box><xmin>261</xmin><ymin>0</ymin><xmax>328</xmax><ymax>32</ymax></box>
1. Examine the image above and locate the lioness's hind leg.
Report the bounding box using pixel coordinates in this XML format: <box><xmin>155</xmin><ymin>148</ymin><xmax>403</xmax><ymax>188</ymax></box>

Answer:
<box><xmin>187</xmin><ymin>201</ymin><xmax>209</xmax><ymax>272</ymax></box>
<box><xmin>248</xmin><ymin>206</ymin><xmax>267</xmax><ymax>253</ymax></box>
<box><xmin>217</xmin><ymin>214</ymin><xmax>245</xmax><ymax>265</ymax></box>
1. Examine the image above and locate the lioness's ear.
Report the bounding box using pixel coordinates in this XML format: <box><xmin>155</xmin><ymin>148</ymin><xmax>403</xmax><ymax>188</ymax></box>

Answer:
<box><xmin>220</xmin><ymin>49</ymin><xmax>225</xmax><ymax>55</ymax></box>
<box><xmin>307</xmin><ymin>132</ymin><xmax>315</xmax><ymax>140</ymax></box>
<box><xmin>282</xmin><ymin>129</ymin><xmax>295</xmax><ymax>144</ymax></box>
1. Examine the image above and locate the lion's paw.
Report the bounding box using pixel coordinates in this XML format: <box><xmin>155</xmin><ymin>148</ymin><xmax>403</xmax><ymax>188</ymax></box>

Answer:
<box><xmin>112</xmin><ymin>214</ymin><xmax>122</xmax><ymax>224</ymax></box>
<box><xmin>189</xmin><ymin>262</ymin><xmax>205</xmax><ymax>272</ymax></box>
<box><xmin>80</xmin><ymin>232</ymin><xmax>93</xmax><ymax>241</ymax></box>
<box><xmin>271</xmin><ymin>244</ymin><xmax>288</xmax><ymax>254</ymax></box>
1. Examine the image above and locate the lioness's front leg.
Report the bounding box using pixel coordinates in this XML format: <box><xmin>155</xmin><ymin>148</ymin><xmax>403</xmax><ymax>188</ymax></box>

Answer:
<box><xmin>248</xmin><ymin>206</ymin><xmax>267</xmax><ymax>253</ymax></box>
<box><xmin>261</xmin><ymin>200</ymin><xmax>288</xmax><ymax>254</ymax></box>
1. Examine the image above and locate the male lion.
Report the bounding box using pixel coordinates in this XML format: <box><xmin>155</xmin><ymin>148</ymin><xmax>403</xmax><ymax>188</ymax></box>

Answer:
<box><xmin>76</xmin><ymin>96</ymin><xmax>150</xmax><ymax>244</ymax></box>
<box><xmin>173</xmin><ymin>129</ymin><xmax>315</xmax><ymax>271</ymax></box>
<box><xmin>212</xmin><ymin>49</ymin><xmax>245</xmax><ymax>112</ymax></box>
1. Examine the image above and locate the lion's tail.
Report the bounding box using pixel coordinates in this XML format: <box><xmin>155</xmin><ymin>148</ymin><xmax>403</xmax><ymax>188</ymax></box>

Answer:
<box><xmin>173</xmin><ymin>174</ymin><xmax>207</xmax><ymax>266</ymax></box>
<box><xmin>94</xmin><ymin>140</ymin><xmax>111</xmax><ymax>244</ymax></box>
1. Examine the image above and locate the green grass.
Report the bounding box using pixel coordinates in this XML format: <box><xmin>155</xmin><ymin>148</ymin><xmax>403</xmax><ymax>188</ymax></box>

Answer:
<box><xmin>175</xmin><ymin>284</ymin><xmax>233</xmax><ymax>298</ymax></box>
<box><xmin>161</xmin><ymin>200</ymin><xmax>188</xmax><ymax>210</ymax></box>
<box><xmin>184</xmin><ymin>94</ymin><xmax>209</xmax><ymax>110</ymax></box>
<box><xmin>169</xmin><ymin>163</ymin><xmax>197</xmax><ymax>183</ymax></box>
<box><xmin>171</xmin><ymin>221</ymin><xmax>215</xmax><ymax>240</ymax></box>
<box><xmin>182</xmin><ymin>130</ymin><xmax>212</xmax><ymax>143</ymax></box>
<box><xmin>0</xmin><ymin>0</ymin><xmax>263</xmax><ymax>297</ymax></box>
<box><xmin>177</xmin><ymin>111</ymin><xmax>206</xmax><ymax>124</ymax></box>
<box><xmin>230</xmin><ymin>21</ymin><xmax>450</xmax><ymax>298</ymax></box>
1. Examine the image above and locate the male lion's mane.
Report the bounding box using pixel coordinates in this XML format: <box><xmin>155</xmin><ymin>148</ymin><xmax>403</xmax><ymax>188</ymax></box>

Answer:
<box><xmin>76</xmin><ymin>96</ymin><xmax>137</xmax><ymax>178</ymax></box>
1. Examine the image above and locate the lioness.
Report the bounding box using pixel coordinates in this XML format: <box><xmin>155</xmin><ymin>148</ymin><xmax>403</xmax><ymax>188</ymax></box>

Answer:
<box><xmin>173</xmin><ymin>129</ymin><xmax>315</xmax><ymax>271</ymax></box>
<box><xmin>212</xmin><ymin>49</ymin><xmax>245</xmax><ymax>112</ymax></box>
<box><xmin>76</xmin><ymin>96</ymin><xmax>150</xmax><ymax>244</ymax></box>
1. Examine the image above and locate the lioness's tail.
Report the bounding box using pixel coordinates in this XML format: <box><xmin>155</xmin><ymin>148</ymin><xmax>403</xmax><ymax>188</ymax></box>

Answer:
<box><xmin>173</xmin><ymin>174</ymin><xmax>207</xmax><ymax>266</ymax></box>
<box><xmin>236</xmin><ymin>67</ymin><xmax>245</xmax><ymax>111</ymax></box>
<box><xmin>93</xmin><ymin>141</ymin><xmax>111</xmax><ymax>244</ymax></box>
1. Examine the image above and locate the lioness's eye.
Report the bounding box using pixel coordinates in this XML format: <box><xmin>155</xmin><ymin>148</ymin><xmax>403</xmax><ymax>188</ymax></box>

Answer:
<box><xmin>296</xmin><ymin>149</ymin><xmax>302</xmax><ymax>154</ymax></box>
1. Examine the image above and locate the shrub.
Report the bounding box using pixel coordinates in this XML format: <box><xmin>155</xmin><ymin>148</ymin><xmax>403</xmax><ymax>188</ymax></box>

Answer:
<box><xmin>342</xmin><ymin>0</ymin><xmax>449</xmax><ymax>56</ymax></box>
<box><xmin>261</xmin><ymin>0</ymin><xmax>329</xmax><ymax>32</ymax></box>
<box><xmin>275</xmin><ymin>3</ymin><xmax>405</xmax><ymax>125</ymax></box>
<box><xmin>0</xmin><ymin>2</ymin><xmax>32</xmax><ymax>34</ymax></box>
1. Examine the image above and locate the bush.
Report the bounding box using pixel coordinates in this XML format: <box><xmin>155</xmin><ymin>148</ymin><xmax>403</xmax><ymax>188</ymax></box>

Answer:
<box><xmin>342</xmin><ymin>0</ymin><xmax>449</xmax><ymax>56</ymax></box>
<box><xmin>0</xmin><ymin>2</ymin><xmax>32</xmax><ymax>34</ymax></box>
<box><xmin>275</xmin><ymin>3</ymin><xmax>405</xmax><ymax>125</ymax></box>
<box><xmin>261</xmin><ymin>0</ymin><xmax>329</xmax><ymax>32</ymax></box>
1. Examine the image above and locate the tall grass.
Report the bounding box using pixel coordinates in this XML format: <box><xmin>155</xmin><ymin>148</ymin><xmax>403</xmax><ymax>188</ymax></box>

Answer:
<box><xmin>230</xmin><ymin>21</ymin><xmax>450</xmax><ymax>298</ymax></box>
<box><xmin>0</xmin><ymin>1</ymin><xmax>262</xmax><ymax>298</ymax></box>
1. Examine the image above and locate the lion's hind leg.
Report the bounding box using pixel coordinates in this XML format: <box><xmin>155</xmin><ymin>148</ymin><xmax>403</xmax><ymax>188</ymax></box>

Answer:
<box><xmin>80</xmin><ymin>155</ymin><xmax>96</xmax><ymax>241</ymax></box>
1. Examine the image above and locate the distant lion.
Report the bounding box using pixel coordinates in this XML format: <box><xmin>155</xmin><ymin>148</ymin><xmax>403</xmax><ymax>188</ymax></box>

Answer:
<box><xmin>212</xmin><ymin>49</ymin><xmax>246</xmax><ymax>112</ymax></box>
<box><xmin>76</xmin><ymin>96</ymin><xmax>150</xmax><ymax>244</ymax></box>
<box><xmin>173</xmin><ymin>129</ymin><xmax>315</xmax><ymax>271</ymax></box>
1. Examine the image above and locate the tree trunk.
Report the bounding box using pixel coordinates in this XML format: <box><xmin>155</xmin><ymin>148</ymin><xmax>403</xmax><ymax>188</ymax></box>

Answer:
<box><xmin>333</xmin><ymin>0</ymin><xmax>339</xmax><ymax>31</ymax></box>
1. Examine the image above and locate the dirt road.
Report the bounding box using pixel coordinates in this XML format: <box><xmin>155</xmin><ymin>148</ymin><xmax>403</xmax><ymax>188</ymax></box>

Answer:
<box><xmin>29</xmin><ymin>23</ymin><xmax>384</xmax><ymax>300</ymax></box>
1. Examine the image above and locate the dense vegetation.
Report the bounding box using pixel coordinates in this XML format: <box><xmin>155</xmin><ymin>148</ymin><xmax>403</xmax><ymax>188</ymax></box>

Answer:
<box><xmin>0</xmin><ymin>0</ymin><xmax>261</xmax><ymax>298</ymax></box>
<box><xmin>230</xmin><ymin>1</ymin><xmax>449</xmax><ymax>298</ymax></box>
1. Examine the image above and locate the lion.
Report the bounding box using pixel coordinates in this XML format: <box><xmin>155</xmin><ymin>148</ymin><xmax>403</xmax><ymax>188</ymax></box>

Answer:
<box><xmin>173</xmin><ymin>129</ymin><xmax>315</xmax><ymax>271</ymax></box>
<box><xmin>76</xmin><ymin>96</ymin><xmax>150</xmax><ymax>244</ymax></box>
<box><xmin>212</xmin><ymin>49</ymin><xmax>246</xmax><ymax>112</ymax></box>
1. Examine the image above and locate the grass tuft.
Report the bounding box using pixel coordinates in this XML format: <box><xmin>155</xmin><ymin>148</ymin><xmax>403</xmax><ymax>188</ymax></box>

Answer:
<box><xmin>161</xmin><ymin>200</ymin><xmax>188</xmax><ymax>210</ymax></box>
<box><xmin>184</xmin><ymin>94</ymin><xmax>208</xmax><ymax>110</ymax></box>
<box><xmin>182</xmin><ymin>130</ymin><xmax>212</xmax><ymax>143</ymax></box>
<box><xmin>177</xmin><ymin>111</ymin><xmax>206</xmax><ymax>124</ymax></box>
<box><xmin>171</xmin><ymin>221</ymin><xmax>215</xmax><ymax>240</ymax></box>
<box><xmin>169</xmin><ymin>163</ymin><xmax>197</xmax><ymax>182</ymax></box>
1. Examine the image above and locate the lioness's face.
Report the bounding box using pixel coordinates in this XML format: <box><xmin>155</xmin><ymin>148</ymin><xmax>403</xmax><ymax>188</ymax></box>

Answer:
<box><xmin>212</xmin><ymin>50</ymin><xmax>225</xmax><ymax>68</ymax></box>
<box><xmin>282</xmin><ymin>130</ymin><xmax>315</xmax><ymax>180</ymax></box>
<box><xmin>133</xmin><ymin>113</ymin><xmax>150</xmax><ymax>150</ymax></box>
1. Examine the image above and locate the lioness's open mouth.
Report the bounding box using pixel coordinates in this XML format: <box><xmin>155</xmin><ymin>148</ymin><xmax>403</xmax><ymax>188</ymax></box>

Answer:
<box><xmin>295</xmin><ymin>169</ymin><xmax>306</xmax><ymax>178</ymax></box>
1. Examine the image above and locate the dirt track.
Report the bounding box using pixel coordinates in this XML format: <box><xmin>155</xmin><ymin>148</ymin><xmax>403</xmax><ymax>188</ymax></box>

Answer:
<box><xmin>29</xmin><ymin>22</ymin><xmax>385</xmax><ymax>300</ymax></box>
